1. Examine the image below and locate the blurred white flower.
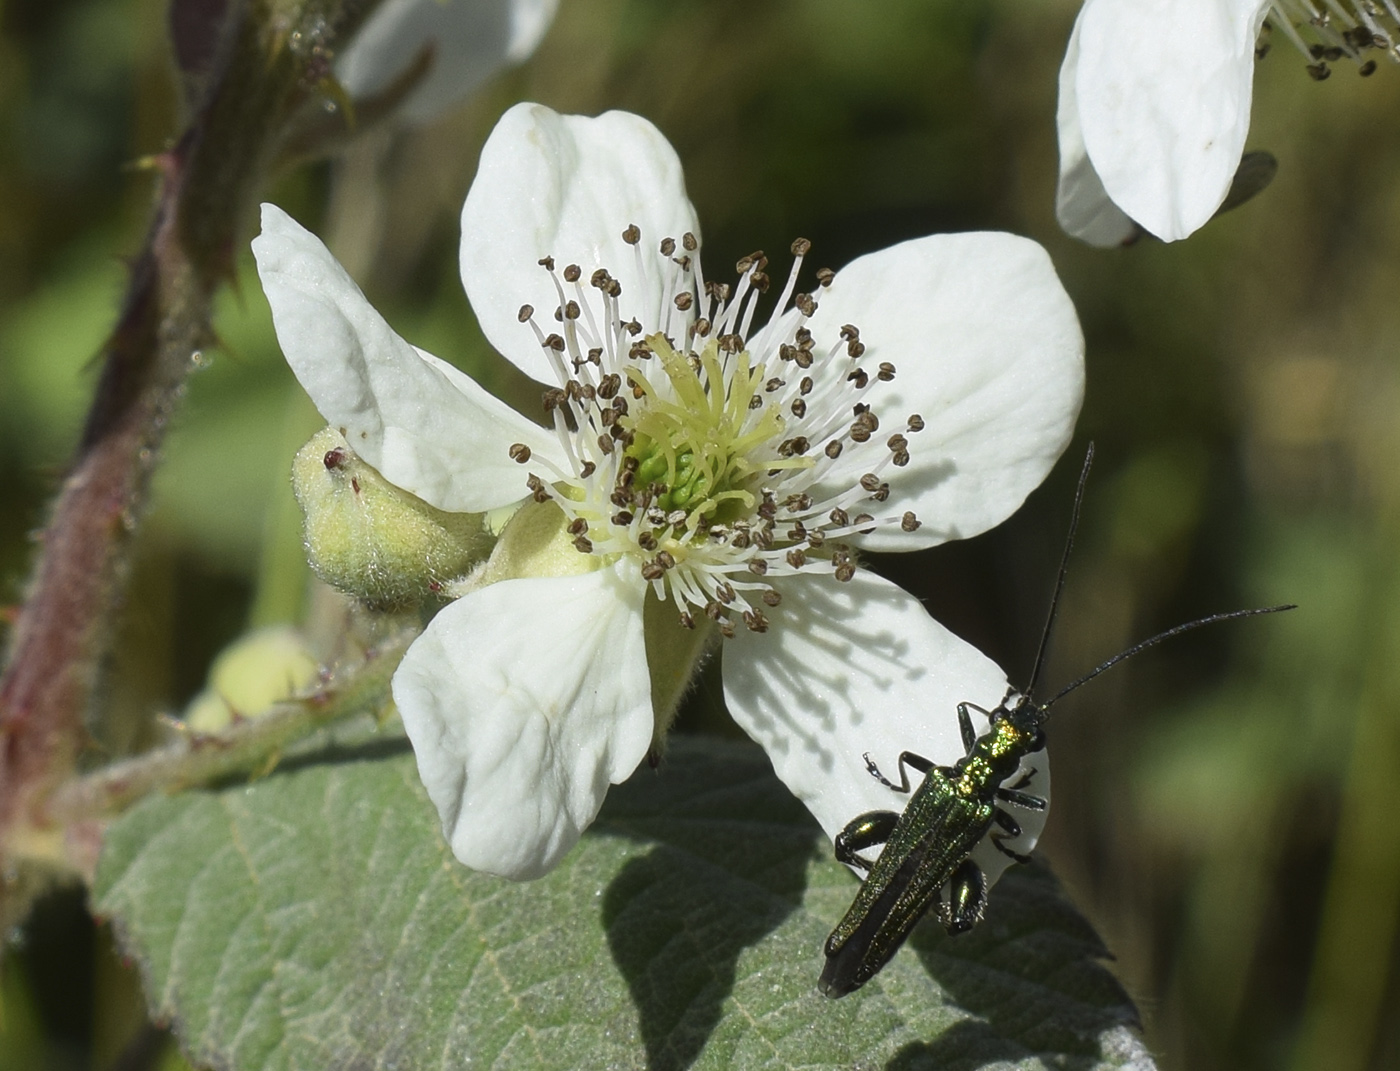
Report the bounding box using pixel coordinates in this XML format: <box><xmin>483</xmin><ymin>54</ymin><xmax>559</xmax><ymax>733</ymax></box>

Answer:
<box><xmin>337</xmin><ymin>0</ymin><xmax>558</xmax><ymax>123</ymax></box>
<box><xmin>1057</xmin><ymin>0</ymin><xmax>1398</xmax><ymax>246</ymax></box>
<box><xmin>254</xmin><ymin>103</ymin><xmax>1084</xmax><ymax>882</ymax></box>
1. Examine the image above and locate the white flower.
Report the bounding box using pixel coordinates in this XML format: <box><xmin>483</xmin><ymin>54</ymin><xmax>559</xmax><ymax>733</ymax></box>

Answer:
<box><xmin>253</xmin><ymin>103</ymin><xmax>1084</xmax><ymax>883</ymax></box>
<box><xmin>336</xmin><ymin>0</ymin><xmax>558</xmax><ymax>123</ymax></box>
<box><xmin>1057</xmin><ymin>0</ymin><xmax>1399</xmax><ymax>246</ymax></box>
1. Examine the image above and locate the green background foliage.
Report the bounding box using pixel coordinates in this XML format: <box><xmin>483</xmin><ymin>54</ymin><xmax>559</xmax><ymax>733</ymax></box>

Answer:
<box><xmin>2</xmin><ymin>0</ymin><xmax>1399</xmax><ymax>1068</ymax></box>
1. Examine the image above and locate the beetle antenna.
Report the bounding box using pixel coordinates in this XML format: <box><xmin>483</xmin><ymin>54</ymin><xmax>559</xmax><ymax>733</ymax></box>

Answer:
<box><xmin>1023</xmin><ymin>443</ymin><xmax>1094</xmax><ymax>700</ymax></box>
<box><xmin>1043</xmin><ymin>604</ymin><xmax>1296</xmax><ymax>710</ymax></box>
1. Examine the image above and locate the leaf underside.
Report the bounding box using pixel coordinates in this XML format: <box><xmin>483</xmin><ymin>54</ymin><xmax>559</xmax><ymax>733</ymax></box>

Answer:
<box><xmin>94</xmin><ymin>736</ymin><xmax>1154</xmax><ymax>1071</ymax></box>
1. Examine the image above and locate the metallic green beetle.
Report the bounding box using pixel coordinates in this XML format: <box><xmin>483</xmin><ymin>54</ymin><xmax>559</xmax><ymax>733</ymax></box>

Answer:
<box><xmin>819</xmin><ymin>447</ymin><xmax>1292</xmax><ymax>998</ymax></box>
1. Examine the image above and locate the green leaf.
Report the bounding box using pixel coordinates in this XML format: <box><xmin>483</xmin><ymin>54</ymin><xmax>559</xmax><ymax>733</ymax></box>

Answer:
<box><xmin>95</xmin><ymin>737</ymin><xmax>1153</xmax><ymax>1071</ymax></box>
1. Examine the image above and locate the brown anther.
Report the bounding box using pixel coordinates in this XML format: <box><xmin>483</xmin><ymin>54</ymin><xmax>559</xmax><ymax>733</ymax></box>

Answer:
<box><xmin>567</xmin><ymin>517</ymin><xmax>589</xmax><ymax>535</ymax></box>
<box><xmin>849</xmin><ymin>424</ymin><xmax>872</xmax><ymax>444</ymax></box>
<box><xmin>799</xmin><ymin>377</ymin><xmax>814</xmax><ymax>396</ymax></box>
<box><xmin>1307</xmin><ymin>62</ymin><xmax>1331</xmax><ymax>80</ymax></box>
<box><xmin>612</xmin><ymin>511</ymin><xmax>634</xmax><ymax>526</ymax></box>
<box><xmin>682</xmin><ymin>232</ymin><xmax>698</xmax><ymax>251</ymax></box>
<box><xmin>598</xmin><ymin>373</ymin><xmax>621</xmax><ymax>399</ymax></box>
<box><xmin>600</xmin><ymin>408</ymin><xmax>617</xmax><ymax>428</ymax></box>
<box><xmin>830</xmin><ymin>507</ymin><xmax>850</xmax><ymax>526</ymax></box>
<box><xmin>790</xmin><ymin>398</ymin><xmax>807</xmax><ymax>419</ymax></box>
<box><xmin>901</xmin><ymin>512</ymin><xmax>921</xmax><ymax>532</ymax></box>
<box><xmin>720</xmin><ymin>333</ymin><xmax>744</xmax><ymax>354</ymax></box>
<box><xmin>731</xmin><ymin>529</ymin><xmax>751</xmax><ymax>549</ymax></box>
<box><xmin>597</xmin><ymin>434</ymin><xmax>615</xmax><ymax>455</ymax></box>
<box><xmin>847</xmin><ymin>340</ymin><xmax>866</xmax><ymax>359</ymax></box>
<box><xmin>704</xmin><ymin>601</ymin><xmax>724</xmax><ymax>621</ymax></box>
<box><xmin>641</xmin><ymin>561</ymin><xmax>665</xmax><ymax>581</ymax></box>
<box><xmin>629</xmin><ymin>341</ymin><xmax>653</xmax><ymax>361</ymax></box>
<box><xmin>848</xmin><ymin>369</ymin><xmax>869</xmax><ymax>389</ymax></box>
<box><xmin>807</xmin><ymin>530</ymin><xmax>826</xmax><ymax>548</ymax></box>
<box><xmin>622</xmin><ymin>224</ymin><xmax>641</xmax><ymax>245</ymax></box>
<box><xmin>748</xmin><ymin>558</ymin><xmax>769</xmax><ymax>576</ymax></box>
<box><xmin>675</xmin><ymin>292</ymin><xmax>694</xmax><ymax>311</ymax></box>
<box><xmin>541</xmin><ymin>388</ymin><xmax>563</xmax><ymax>411</ymax></box>
<box><xmin>816</xmin><ymin>267</ymin><xmax>834</xmax><ymax>287</ymax></box>
<box><xmin>824</xmin><ymin>441</ymin><xmax>843</xmax><ymax>459</ymax></box>
<box><xmin>538</xmin><ymin>256</ymin><xmax>555</xmax><ymax>270</ymax></box>
<box><xmin>544</xmin><ymin>333</ymin><xmax>565</xmax><ymax>351</ymax></box>
<box><xmin>907</xmin><ymin>414</ymin><xmax>925</xmax><ymax>432</ymax></box>
<box><xmin>871</xmin><ymin>484</ymin><xmax>890</xmax><ymax>502</ymax></box>
<box><xmin>749</xmin><ymin>395</ymin><xmax>764</xmax><ymax>410</ymax></box>
<box><xmin>573</xmin><ymin>535</ymin><xmax>594</xmax><ymax>553</ymax></box>
<box><xmin>1360</xmin><ymin>59</ymin><xmax>1378</xmax><ymax>76</ymax></box>
<box><xmin>694</xmin><ymin>317</ymin><xmax>712</xmax><ymax>337</ymax></box>
<box><xmin>518</xmin><ymin>304</ymin><xmax>534</xmax><ymax>323</ymax></box>
<box><xmin>579</xmin><ymin>461</ymin><xmax>597</xmax><ymax>478</ymax></box>
<box><xmin>614</xmin><ymin>396</ymin><xmax>630</xmax><ymax>415</ymax></box>
<box><xmin>853</xmin><ymin>513</ymin><xmax>875</xmax><ymax>533</ymax></box>
<box><xmin>564</xmin><ymin>300</ymin><xmax>581</xmax><ymax>320</ymax></box>
<box><xmin>786</xmin><ymin>548</ymin><xmax>807</xmax><ymax>569</ymax></box>
<box><xmin>835</xmin><ymin>562</ymin><xmax>856</xmax><ymax>582</ymax></box>
<box><xmin>717</xmin><ymin>582</ymin><xmax>736</xmax><ymax>604</ymax></box>
<box><xmin>860</xmin><ymin>473</ymin><xmax>880</xmax><ymax>492</ymax></box>
<box><xmin>839</xmin><ymin>324</ymin><xmax>860</xmax><ymax>341</ymax></box>
<box><xmin>743</xmin><ymin>611</ymin><xmax>770</xmax><ymax>633</ymax></box>
<box><xmin>795</xmin><ymin>293</ymin><xmax>817</xmax><ymax>317</ymax></box>
<box><xmin>509</xmin><ymin>443</ymin><xmax>532</xmax><ymax>464</ymax></box>
<box><xmin>887</xmin><ymin>434</ymin><xmax>908</xmax><ymax>452</ymax></box>
<box><xmin>679</xmin><ymin>611</ymin><xmax>696</xmax><ymax>630</ymax></box>
<box><xmin>607</xmin><ymin>279</ymin><xmax>623</xmax><ymax>298</ymax></box>
<box><xmin>591</xmin><ymin>268</ymin><xmax>610</xmax><ymax>288</ymax></box>
<box><xmin>752</xmin><ymin>526</ymin><xmax>774</xmax><ymax>550</ymax></box>
<box><xmin>656</xmin><ymin>551</ymin><xmax>677</xmax><ymax>570</ymax></box>
<box><xmin>351</xmin><ymin>478</ymin><xmax>361</xmax><ymax>494</ymax></box>
<box><xmin>793</xmin><ymin>348</ymin><xmax>814</xmax><ymax>370</ymax></box>
<box><xmin>766</xmin><ymin>377</ymin><xmax>784</xmax><ymax>393</ymax></box>
<box><xmin>660</xmin><ymin>237</ymin><xmax>676</xmax><ymax>256</ymax></box>
<box><xmin>752</xmin><ymin>272</ymin><xmax>771</xmax><ymax>293</ymax></box>
<box><xmin>718</xmin><ymin>618</ymin><xmax>737</xmax><ymax>639</ymax></box>
<box><xmin>758</xmin><ymin>498</ymin><xmax>777</xmax><ymax>521</ymax></box>
<box><xmin>893</xmin><ymin>450</ymin><xmax>911</xmax><ymax>467</ymax></box>
<box><xmin>877</xmin><ymin>362</ymin><xmax>896</xmax><ymax>381</ymax></box>
<box><xmin>762</xmin><ymin>589</ymin><xmax>782</xmax><ymax>607</ymax></box>
<box><xmin>563</xmin><ymin>264</ymin><xmax>581</xmax><ymax>283</ymax></box>
<box><xmin>323</xmin><ymin>448</ymin><xmax>348</xmax><ymax>470</ymax></box>
<box><xmin>791</xmin><ymin>237</ymin><xmax>812</xmax><ymax>256</ymax></box>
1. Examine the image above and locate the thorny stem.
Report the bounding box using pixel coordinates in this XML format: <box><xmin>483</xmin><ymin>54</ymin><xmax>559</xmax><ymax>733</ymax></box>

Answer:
<box><xmin>0</xmin><ymin>1</ymin><xmax>376</xmax><ymax>842</ymax></box>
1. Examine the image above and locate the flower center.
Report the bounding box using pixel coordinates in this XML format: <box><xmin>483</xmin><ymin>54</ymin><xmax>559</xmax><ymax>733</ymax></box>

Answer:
<box><xmin>507</xmin><ymin>230</ymin><xmax>926</xmax><ymax>637</ymax></box>
<box><xmin>1263</xmin><ymin>1</ymin><xmax>1400</xmax><ymax>79</ymax></box>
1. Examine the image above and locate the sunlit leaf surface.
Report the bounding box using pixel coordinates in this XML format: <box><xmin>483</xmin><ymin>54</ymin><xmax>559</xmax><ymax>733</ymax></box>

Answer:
<box><xmin>96</xmin><ymin>737</ymin><xmax>1151</xmax><ymax>1071</ymax></box>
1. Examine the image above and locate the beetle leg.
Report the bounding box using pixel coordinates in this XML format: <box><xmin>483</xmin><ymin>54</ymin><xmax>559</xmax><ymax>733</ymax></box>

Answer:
<box><xmin>834</xmin><ymin>810</ymin><xmax>900</xmax><ymax>872</ymax></box>
<box><xmin>990</xmin><ymin>830</ymin><xmax>1034</xmax><ymax>865</ymax></box>
<box><xmin>862</xmin><ymin>750</ymin><xmax>932</xmax><ymax>793</ymax></box>
<box><xmin>955</xmin><ymin>703</ymin><xmax>984</xmax><ymax>753</ymax></box>
<box><xmin>938</xmin><ymin>859</ymin><xmax>988</xmax><ymax>934</ymax></box>
<box><xmin>992</xmin><ymin>808</ymin><xmax>1022</xmax><ymax>837</ymax></box>
<box><xmin>996</xmin><ymin>786</ymin><xmax>1047</xmax><ymax>811</ymax></box>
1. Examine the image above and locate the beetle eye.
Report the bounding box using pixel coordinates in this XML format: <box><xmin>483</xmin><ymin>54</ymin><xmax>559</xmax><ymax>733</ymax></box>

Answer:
<box><xmin>1030</xmin><ymin>729</ymin><xmax>1047</xmax><ymax>753</ymax></box>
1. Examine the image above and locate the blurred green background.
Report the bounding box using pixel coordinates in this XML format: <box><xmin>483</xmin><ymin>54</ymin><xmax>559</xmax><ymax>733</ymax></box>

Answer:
<box><xmin>2</xmin><ymin>0</ymin><xmax>1399</xmax><ymax>1068</ymax></box>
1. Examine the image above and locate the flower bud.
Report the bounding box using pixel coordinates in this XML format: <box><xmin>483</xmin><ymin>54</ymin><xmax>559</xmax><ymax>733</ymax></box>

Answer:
<box><xmin>292</xmin><ymin>426</ymin><xmax>488</xmax><ymax>609</ymax></box>
<box><xmin>184</xmin><ymin>626</ymin><xmax>320</xmax><ymax>732</ymax></box>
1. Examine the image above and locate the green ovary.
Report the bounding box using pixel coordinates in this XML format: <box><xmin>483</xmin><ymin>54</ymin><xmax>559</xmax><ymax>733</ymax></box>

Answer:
<box><xmin>622</xmin><ymin>335</ymin><xmax>786</xmax><ymax>529</ymax></box>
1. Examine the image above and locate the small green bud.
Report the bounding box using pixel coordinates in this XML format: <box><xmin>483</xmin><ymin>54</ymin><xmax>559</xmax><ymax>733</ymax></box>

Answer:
<box><xmin>291</xmin><ymin>427</ymin><xmax>489</xmax><ymax>609</ymax></box>
<box><xmin>184</xmin><ymin>626</ymin><xmax>320</xmax><ymax>732</ymax></box>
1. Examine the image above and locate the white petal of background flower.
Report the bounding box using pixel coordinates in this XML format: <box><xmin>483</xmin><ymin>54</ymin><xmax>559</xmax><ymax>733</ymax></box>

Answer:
<box><xmin>337</xmin><ymin>0</ymin><xmax>558</xmax><ymax>124</ymax></box>
<box><xmin>254</xmin><ymin>203</ymin><xmax>562</xmax><ymax>513</ymax></box>
<box><xmin>1055</xmin><ymin>16</ymin><xmax>1139</xmax><ymax>248</ymax></box>
<box><xmin>392</xmin><ymin>564</ymin><xmax>653</xmax><ymax>880</ymax></box>
<box><xmin>806</xmin><ymin>233</ymin><xmax>1084</xmax><ymax>553</ymax></box>
<box><xmin>1072</xmin><ymin>0</ymin><xmax>1269</xmax><ymax>242</ymax></box>
<box><xmin>722</xmin><ymin>568</ymin><xmax>1048</xmax><ymax>888</ymax></box>
<box><xmin>460</xmin><ymin>102</ymin><xmax>702</xmax><ymax>384</ymax></box>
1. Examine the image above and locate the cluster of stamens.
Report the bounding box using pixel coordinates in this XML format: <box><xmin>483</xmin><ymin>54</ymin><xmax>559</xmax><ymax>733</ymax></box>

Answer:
<box><xmin>1262</xmin><ymin>0</ymin><xmax>1400</xmax><ymax>79</ymax></box>
<box><xmin>507</xmin><ymin>227</ymin><xmax>926</xmax><ymax>636</ymax></box>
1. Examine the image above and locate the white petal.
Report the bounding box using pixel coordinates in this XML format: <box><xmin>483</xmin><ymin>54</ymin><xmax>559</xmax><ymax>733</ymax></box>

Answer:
<box><xmin>253</xmin><ymin>203</ymin><xmax>563</xmax><ymax>513</ymax></box>
<box><xmin>1055</xmin><ymin>15</ymin><xmax>1139</xmax><ymax>248</ymax></box>
<box><xmin>460</xmin><ymin>103</ymin><xmax>702</xmax><ymax>383</ymax></box>
<box><xmin>392</xmin><ymin>564</ymin><xmax>653</xmax><ymax>880</ymax></box>
<box><xmin>723</xmin><ymin>569</ymin><xmax>1048</xmax><ymax>887</ymax></box>
<box><xmin>805</xmin><ymin>232</ymin><xmax>1083</xmax><ymax>552</ymax></box>
<box><xmin>336</xmin><ymin>0</ymin><xmax>558</xmax><ymax>124</ymax></box>
<box><xmin>1074</xmin><ymin>0</ymin><xmax>1270</xmax><ymax>242</ymax></box>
